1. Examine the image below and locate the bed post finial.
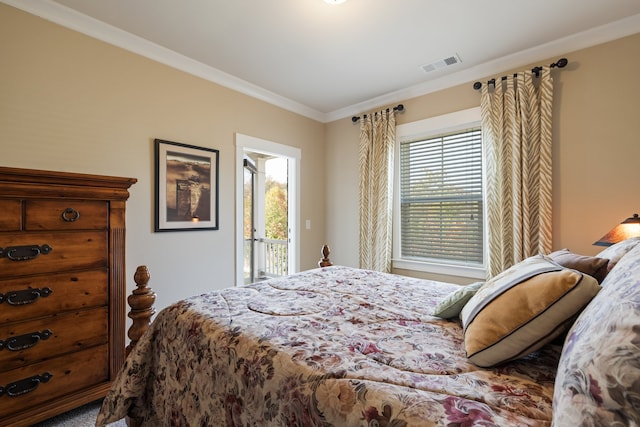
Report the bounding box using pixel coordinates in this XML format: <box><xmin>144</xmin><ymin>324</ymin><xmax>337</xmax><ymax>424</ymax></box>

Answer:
<box><xmin>318</xmin><ymin>244</ymin><xmax>332</xmax><ymax>267</ymax></box>
<box><xmin>126</xmin><ymin>265</ymin><xmax>156</xmax><ymax>356</ymax></box>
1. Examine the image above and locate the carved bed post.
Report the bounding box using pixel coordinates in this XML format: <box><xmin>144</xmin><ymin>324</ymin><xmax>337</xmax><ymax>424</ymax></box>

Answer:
<box><xmin>318</xmin><ymin>244</ymin><xmax>332</xmax><ymax>267</ymax></box>
<box><xmin>126</xmin><ymin>265</ymin><xmax>156</xmax><ymax>357</ymax></box>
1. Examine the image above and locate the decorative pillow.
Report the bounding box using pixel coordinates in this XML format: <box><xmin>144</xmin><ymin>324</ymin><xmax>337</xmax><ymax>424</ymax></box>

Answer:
<box><xmin>548</xmin><ymin>248</ymin><xmax>609</xmax><ymax>283</ymax></box>
<box><xmin>595</xmin><ymin>236</ymin><xmax>640</xmax><ymax>273</ymax></box>
<box><xmin>553</xmin><ymin>242</ymin><xmax>640</xmax><ymax>426</ymax></box>
<box><xmin>460</xmin><ymin>255</ymin><xmax>601</xmax><ymax>368</ymax></box>
<box><xmin>432</xmin><ymin>281</ymin><xmax>484</xmax><ymax>319</ymax></box>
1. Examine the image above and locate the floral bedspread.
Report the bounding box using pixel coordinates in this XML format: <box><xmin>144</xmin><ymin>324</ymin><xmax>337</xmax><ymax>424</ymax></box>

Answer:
<box><xmin>96</xmin><ymin>266</ymin><xmax>559</xmax><ymax>426</ymax></box>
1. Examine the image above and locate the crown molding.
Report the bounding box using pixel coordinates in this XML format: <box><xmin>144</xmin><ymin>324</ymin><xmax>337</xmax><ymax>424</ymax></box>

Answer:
<box><xmin>4</xmin><ymin>1</ymin><xmax>640</xmax><ymax>123</ymax></box>
<box><xmin>327</xmin><ymin>13</ymin><xmax>640</xmax><ymax>123</ymax></box>
<box><xmin>1</xmin><ymin>0</ymin><xmax>327</xmax><ymax>122</ymax></box>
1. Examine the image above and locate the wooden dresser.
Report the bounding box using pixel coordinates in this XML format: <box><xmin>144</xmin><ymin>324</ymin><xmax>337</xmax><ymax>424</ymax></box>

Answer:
<box><xmin>0</xmin><ymin>167</ymin><xmax>136</xmax><ymax>426</ymax></box>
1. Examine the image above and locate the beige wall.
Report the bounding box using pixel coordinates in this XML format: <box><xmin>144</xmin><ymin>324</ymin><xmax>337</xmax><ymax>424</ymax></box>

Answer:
<box><xmin>3</xmin><ymin>3</ymin><xmax>640</xmax><ymax>303</ymax></box>
<box><xmin>0</xmin><ymin>5</ymin><xmax>326</xmax><ymax>310</ymax></box>
<box><xmin>326</xmin><ymin>33</ymin><xmax>640</xmax><ymax>283</ymax></box>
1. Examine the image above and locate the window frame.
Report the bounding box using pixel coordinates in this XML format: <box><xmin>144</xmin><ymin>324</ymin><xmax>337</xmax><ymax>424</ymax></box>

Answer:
<box><xmin>392</xmin><ymin>107</ymin><xmax>486</xmax><ymax>279</ymax></box>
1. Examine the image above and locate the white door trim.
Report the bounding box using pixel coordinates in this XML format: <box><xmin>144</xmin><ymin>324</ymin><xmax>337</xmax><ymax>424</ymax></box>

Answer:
<box><xmin>235</xmin><ymin>133</ymin><xmax>301</xmax><ymax>286</ymax></box>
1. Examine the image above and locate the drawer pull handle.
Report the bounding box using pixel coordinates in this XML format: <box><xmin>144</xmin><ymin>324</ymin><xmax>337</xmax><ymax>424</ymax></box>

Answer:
<box><xmin>0</xmin><ymin>244</ymin><xmax>52</xmax><ymax>261</ymax></box>
<box><xmin>61</xmin><ymin>207</ymin><xmax>80</xmax><ymax>222</ymax></box>
<box><xmin>0</xmin><ymin>287</ymin><xmax>53</xmax><ymax>305</ymax></box>
<box><xmin>0</xmin><ymin>329</ymin><xmax>53</xmax><ymax>352</ymax></box>
<box><xmin>0</xmin><ymin>372</ymin><xmax>52</xmax><ymax>398</ymax></box>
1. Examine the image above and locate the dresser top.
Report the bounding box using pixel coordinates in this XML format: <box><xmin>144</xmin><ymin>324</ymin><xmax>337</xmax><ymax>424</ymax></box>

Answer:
<box><xmin>0</xmin><ymin>166</ymin><xmax>137</xmax><ymax>200</ymax></box>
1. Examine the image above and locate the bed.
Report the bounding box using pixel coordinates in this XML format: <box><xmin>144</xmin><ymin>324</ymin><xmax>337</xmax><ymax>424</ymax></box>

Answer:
<box><xmin>96</xmin><ymin>240</ymin><xmax>640</xmax><ymax>426</ymax></box>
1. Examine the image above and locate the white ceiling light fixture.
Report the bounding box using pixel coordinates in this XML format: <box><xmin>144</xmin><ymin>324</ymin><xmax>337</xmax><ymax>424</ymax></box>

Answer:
<box><xmin>324</xmin><ymin>0</ymin><xmax>348</xmax><ymax>4</ymax></box>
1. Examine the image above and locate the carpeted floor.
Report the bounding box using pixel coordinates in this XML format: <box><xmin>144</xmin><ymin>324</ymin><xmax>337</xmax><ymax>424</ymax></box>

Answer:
<box><xmin>30</xmin><ymin>400</ymin><xmax>127</xmax><ymax>427</ymax></box>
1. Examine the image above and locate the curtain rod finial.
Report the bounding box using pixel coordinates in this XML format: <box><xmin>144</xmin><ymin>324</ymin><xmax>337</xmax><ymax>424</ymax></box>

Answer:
<box><xmin>553</xmin><ymin>58</ymin><xmax>568</xmax><ymax>68</ymax></box>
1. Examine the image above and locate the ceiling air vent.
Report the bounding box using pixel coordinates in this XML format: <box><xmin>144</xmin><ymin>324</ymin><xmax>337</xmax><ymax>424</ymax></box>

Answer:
<box><xmin>421</xmin><ymin>54</ymin><xmax>462</xmax><ymax>73</ymax></box>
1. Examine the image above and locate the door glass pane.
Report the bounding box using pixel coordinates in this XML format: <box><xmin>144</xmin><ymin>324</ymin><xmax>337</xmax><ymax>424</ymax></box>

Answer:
<box><xmin>243</xmin><ymin>164</ymin><xmax>255</xmax><ymax>284</ymax></box>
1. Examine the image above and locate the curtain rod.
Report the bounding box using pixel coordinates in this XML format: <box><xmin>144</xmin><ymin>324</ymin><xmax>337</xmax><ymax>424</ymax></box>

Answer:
<box><xmin>352</xmin><ymin>104</ymin><xmax>404</xmax><ymax>123</ymax></box>
<box><xmin>472</xmin><ymin>58</ymin><xmax>568</xmax><ymax>90</ymax></box>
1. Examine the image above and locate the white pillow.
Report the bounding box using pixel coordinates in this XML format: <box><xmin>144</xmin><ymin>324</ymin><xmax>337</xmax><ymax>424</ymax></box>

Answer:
<box><xmin>596</xmin><ymin>237</ymin><xmax>640</xmax><ymax>275</ymax></box>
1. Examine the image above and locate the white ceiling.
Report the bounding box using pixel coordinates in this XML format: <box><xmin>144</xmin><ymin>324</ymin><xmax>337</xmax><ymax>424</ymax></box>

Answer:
<box><xmin>5</xmin><ymin>0</ymin><xmax>640</xmax><ymax>122</ymax></box>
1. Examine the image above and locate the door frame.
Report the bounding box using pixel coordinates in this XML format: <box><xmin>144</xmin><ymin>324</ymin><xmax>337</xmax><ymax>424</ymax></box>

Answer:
<box><xmin>235</xmin><ymin>133</ymin><xmax>301</xmax><ymax>286</ymax></box>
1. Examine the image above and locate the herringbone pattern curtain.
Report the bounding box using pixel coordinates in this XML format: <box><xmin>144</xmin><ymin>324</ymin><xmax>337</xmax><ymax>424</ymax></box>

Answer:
<box><xmin>481</xmin><ymin>68</ymin><xmax>554</xmax><ymax>278</ymax></box>
<box><xmin>359</xmin><ymin>110</ymin><xmax>396</xmax><ymax>272</ymax></box>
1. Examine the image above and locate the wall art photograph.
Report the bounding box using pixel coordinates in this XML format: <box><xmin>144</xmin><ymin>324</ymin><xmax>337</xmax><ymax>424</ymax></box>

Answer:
<box><xmin>155</xmin><ymin>138</ymin><xmax>219</xmax><ymax>231</ymax></box>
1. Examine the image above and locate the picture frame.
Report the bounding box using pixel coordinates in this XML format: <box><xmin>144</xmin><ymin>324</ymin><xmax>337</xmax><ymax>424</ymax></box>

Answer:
<box><xmin>154</xmin><ymin>138</ymin><xmax>219</xmax><ymax>231</ymax></box>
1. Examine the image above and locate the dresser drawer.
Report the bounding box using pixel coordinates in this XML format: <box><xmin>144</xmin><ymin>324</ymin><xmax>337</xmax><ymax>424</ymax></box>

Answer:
<box><xmin>0</xmin><ymin>307</ymin><xmax>108</xmax><ymax>372</ymax></box>
<box><xmin>0</xmin><ymin>344</ymin><xmax>109</xmax><ymax>417</ymax></box>
<box><xmin>0</xmin><ymin>200</ymin><xmax>22</xmax><ymax>231</ymax></box>
<box><xmin>0</xmin><ymin>231</ymin><xmax>107</xmax><ymax>279</ymax></box>
<box><xmin>0</xmin><ymin>269</ymin><xmax>108</xmax><ymax>324</ymax></box>
<box><xmin>25</xmin><ymin>200</ymin><xmax>108</xmax><ymax>231</ymax></box>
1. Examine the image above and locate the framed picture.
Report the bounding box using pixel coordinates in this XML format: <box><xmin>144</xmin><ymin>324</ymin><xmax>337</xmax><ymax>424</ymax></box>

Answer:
<box><xmin>155</xmin><ymin>138</ymin><xmax>219</xmax><ymax>231</ymax></box>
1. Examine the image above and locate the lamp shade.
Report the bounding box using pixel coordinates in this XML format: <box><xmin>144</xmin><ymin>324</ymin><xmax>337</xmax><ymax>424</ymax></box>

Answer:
<box><xmin>593</xmin><ymin>213</ymin><xmax>640</xmax><ymax>246</ymax></box>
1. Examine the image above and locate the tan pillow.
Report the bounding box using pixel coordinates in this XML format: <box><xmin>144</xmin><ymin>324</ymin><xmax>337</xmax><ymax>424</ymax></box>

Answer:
<box><xmin>461</xmin><ymin>255</ymin><xmax>601</xmax><ymax>368</ymax></box>
<box><xmin>548</xmin><ymin>249</ymin><xmax>609</xmax><ymax>283</ymax></box>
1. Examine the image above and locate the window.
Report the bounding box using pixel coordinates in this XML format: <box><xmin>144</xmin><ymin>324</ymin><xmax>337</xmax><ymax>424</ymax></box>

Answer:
<box><xmin>393</xmin><ymin>107</ymin><xmax>485</xmax><ymax>278</ymax></box>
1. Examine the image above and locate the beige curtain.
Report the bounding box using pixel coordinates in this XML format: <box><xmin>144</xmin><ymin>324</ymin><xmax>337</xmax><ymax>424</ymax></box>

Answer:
<box><xmin>359</xmin><ymin>109</ymin><xmax>396</xmax><ymax>272</ymax></box>
<box><xmin>481</xmin><ymin>67</ymin><xmax>554</xmax><ymax>277</ymax></box>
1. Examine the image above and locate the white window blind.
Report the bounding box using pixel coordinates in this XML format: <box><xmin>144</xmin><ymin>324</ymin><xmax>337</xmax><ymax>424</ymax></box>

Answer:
<box><xmin>399</xmin><ymin>127</ymin><xmax>483</xmax><ymax>266</ymax></box>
